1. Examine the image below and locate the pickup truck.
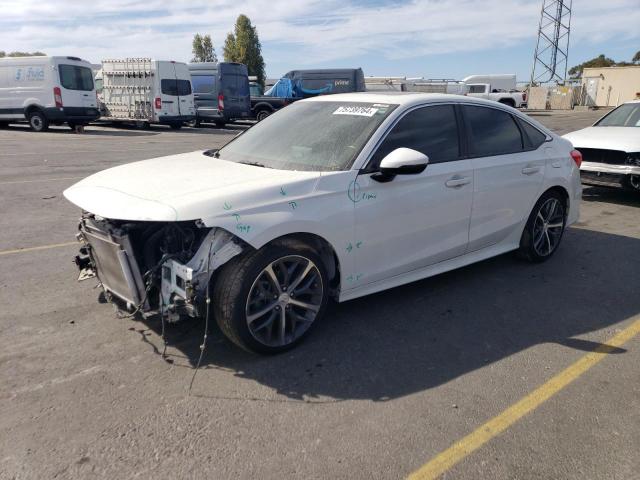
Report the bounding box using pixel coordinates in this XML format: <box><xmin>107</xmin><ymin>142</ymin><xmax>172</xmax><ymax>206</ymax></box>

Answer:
<box><xmin>466</xmin><ymin>83</ymin><xmax>527</xmax><ymax>108</ymax></box>
<box><xmin>250</xmin><ymin>95</ymin><xmax>291</xmax><ymax>121</ymax></box>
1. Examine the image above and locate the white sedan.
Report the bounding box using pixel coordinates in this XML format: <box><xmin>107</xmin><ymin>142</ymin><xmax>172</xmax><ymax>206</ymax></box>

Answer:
<box><xmin>563</xmin><ymin>100</ymin><xmax>640</xmax><ymax>192</ymax></box>
<box><xmin>64</xmin><ymin>93</ymin><xmax>582</xmax><ymax>354</ymax></box>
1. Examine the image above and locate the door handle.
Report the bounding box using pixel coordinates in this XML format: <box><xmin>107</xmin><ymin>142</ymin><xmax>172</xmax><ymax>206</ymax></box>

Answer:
<box><xmin>445</xmin><ymin>176</ymin><xmax>471</xmax><ymax>188</ymax></box>
<box><xmin>522</xmin><ymin>166</ymin><xmax>541</xmax><ymax>175</ymax></box>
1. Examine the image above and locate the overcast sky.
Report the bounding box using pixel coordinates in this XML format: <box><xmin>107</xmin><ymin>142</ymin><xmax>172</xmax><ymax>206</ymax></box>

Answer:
<box><xmin>2</xmin><ymin>0</ymin><xmax>639</xmax><ymax>81</ymax></box>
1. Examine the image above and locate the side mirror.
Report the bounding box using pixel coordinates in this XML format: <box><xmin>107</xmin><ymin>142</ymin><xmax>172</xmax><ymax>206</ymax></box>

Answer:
<box><xmin>372</xmin><ymin>148</ymin><xmax>429</xmax><ymax>183</ymax></box>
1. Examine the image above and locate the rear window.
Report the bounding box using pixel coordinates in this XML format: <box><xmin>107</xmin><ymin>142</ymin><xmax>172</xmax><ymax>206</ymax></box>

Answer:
<box><xmin>191</xmin><ymin>75</ymin><xmax>216</xmax><ymax>94</ymax></box>
<box><xmin>59</xmin><ymin>64</ymin><xmax>94</xmax><ymax>91</ymax></box>
<box><xmin>221</xmin><ymin>74</ymin><xmax>249</xmax><ymax>97</ymax></box>
<box><xmin>161</xmin><ymin>79</ymin><xmax>192</xmax><ymax>96</ymax></box>
<box><xmin>463</xmin><ymin>105</ymin><xmax>524</xmax><ymax>156</ymax></box>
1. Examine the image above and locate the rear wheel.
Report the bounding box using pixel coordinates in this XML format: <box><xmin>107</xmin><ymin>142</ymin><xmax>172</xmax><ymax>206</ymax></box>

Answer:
<box><xmin>623</xmin><ymin>175</ymin><xmax>640</xmax><ymax>192</ymax></box>
<box><xmin>0</xmin><ymin>121</ymin><xmax>9</xmax><ymax>128</ymax></box>
<box><xmin>28</xmin><ymin>110</ymin><xmax>49</xmax><ymax>132</ymax></box>
<box><xmin>255</xmin><ymin>109</ymin><xmax>271</xmax><ymax>122</ymax></box>
<box><xmin>214</xmin><ymin>120</ymin><xmax>226</xmax><ymax>128</ymax></box>
<box><xmin>518</xmin><ymin>190</ymin><xmax>566</xmax><ymax>262</ymax></box>
<box><xmin>498</xmin><ymin>98</ymin><xmax>516</xmax><ymax>108</ymax></box>
<box><xmin>169</xmin><ymin>123</ymin><xmax>182</xmax><ymax>130</ymax></box>
<box><xmin>213</xmin><ymin>243</ymin><xmax>329</xmax><ymax>354</ymax></box>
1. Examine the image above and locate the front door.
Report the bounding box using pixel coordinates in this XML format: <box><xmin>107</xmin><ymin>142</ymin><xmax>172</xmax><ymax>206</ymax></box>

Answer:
<box><xmin>352</xmin><ymin>104</ymin><xmax>473</xmax><ymax>286</ymax></box>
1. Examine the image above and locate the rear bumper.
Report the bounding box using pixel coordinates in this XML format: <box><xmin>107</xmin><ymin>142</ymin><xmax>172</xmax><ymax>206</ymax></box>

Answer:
<box><xmin>45</xmin><ymin>107</ymin><xmax>100</xmax><ymax>124</ymax></box>
<box><xmin>157</xmin><ymin>115</ymin><xmax>195</xmax><ymax>124</ymax></box>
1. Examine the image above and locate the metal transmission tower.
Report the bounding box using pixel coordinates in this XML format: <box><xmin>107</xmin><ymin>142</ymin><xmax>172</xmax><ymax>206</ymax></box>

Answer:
<box><xmin>529</xmin><ymin>0</ymin><xmax>572</xmax><ymax>85</ymax></box>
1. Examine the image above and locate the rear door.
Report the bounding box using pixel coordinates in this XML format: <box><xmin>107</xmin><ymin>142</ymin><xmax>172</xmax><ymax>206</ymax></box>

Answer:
<box><xmin>56</xmin><ymin>61</ymin><xmax>96</xmax><ymax>110</ymax></box>
<box><xmin>462</xmin><ymin>104</ymin><xmax>545</xmax><ymax>251</ymax></box>
<box><xmin>157</xmin><ymin>61</ymin><xmax>180</xmax><ymax>117</ymax></box>
<box><xmin>219</xmin><ymin>64</ymin><xmax>250</xmax><ymax>119</ymax></box>
<box><xmin>173</xmin><ymin>63</ymin><xmax>194</xmax><ymax>117</ymax></box>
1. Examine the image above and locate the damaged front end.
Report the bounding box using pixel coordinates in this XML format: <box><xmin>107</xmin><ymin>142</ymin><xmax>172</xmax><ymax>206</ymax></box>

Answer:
<box><xmin>74</xmin><ymin>213</ymin><xmax>244</xmax><ymax>321</ymax></box>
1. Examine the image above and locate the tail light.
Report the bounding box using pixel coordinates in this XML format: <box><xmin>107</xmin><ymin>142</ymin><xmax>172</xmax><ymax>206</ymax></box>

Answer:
<box><xmin>218</xmin><ymin>93</ymin><xmax>224</xmax><ymax>111</ymax></box>
<box><xmin>155</xmin><ymin>97</ymin><xmax>162</xmax><ymax>109</ymax></box>
<box><xmin>570</xmin><ymin>149</ymin><xmax>582</xmax><ymax>168</ymax></box>
<box><xmin>522</xmin><ymin>92</ymin><xmax>528</xmax><ymax>102</ymax></box>
<box><xmin>53</xmin><ymin>87</ymin><xmax>63</xmax><ymax>108</ymax></box>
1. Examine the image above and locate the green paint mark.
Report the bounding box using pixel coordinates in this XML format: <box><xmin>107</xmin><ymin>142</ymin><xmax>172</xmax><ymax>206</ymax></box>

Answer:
<box><xmin>232</xmin><ymin>213</ymin><xmax>241</xmax><ymax>223</ymax></box>
<box><xmin>223</xmin><ymin>202</ymin><xmax>232</xmax><ymax>210</ymax></box>
<box><xmin>346</xmin><ymin>243</ymin><xmax>353</xmax><ymax>253</ymax></box>
<box><xmin>280</xmin><ymin>186</ymin><xmax>287</xmax><ymax>196</ymax></box>
<box><xmin>236</xmin><ymin>224</ymin><xmax>251</xmax><ymax>233</ymax></box>
<box><xmin>288</xmin><ymin>201</ymin><xmax>298</xmax><ymax>210</ymax></box>
<box><xmin>356</xmin><ymin>241</ymin><xmax>363</xmax><ymax>249</ymax></box>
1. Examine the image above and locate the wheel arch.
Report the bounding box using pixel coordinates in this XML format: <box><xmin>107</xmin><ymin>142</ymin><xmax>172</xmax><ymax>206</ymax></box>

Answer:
<box><xmin>264</xmin><ymin>232</ymin><xmax>341</xmax><ymax>294</ymax></box>
<box><xmin>542</xmin><ymin>184</ymin><xmax>570</xmax><ymax>213</ymax></box>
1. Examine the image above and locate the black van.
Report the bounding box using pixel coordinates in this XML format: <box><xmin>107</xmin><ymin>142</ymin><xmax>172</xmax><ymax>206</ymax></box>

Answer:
<box><xmin>188</xmin><ymin>62</ymin><xmax>251</xmax><ymax>127</ymax></box>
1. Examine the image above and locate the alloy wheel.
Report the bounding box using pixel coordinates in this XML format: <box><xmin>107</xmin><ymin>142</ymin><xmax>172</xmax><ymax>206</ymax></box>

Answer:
<box><xmin>532</xmin><ymin>197</ymin><xmax>565</xmax><ymax>257</ymax></box>
<box><xmin>245</xmin><ymin>255</ymin><xmax>323</xmax><ymax>347</ymax></box>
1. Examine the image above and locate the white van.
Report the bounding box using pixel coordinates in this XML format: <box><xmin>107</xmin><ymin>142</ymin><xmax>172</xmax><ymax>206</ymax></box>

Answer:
<box><xmin>99</xmin><ymin>58</ymin><xmax>195</xmax><ymax>129</ymax></box>
<box><xmin>0</xmin><ymin>56</ymin><xmax>99</xmax><ymax>131</ymax></box>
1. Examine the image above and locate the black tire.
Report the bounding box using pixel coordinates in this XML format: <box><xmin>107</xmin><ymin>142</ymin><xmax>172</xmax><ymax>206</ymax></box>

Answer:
<box><xmin>189</xmin><ymin>118</ymin><xmax>201</xmax><ymax>128</ymax></box>
<box><xmin>214</xmin><ymin>120</ymin><xmax>226</xmax><ymax>128</ymax></box>
<box><xmin>68</xmin><ymin>122</ymin><xmax>76</xmax><ymax>130</ymax></box>
<box><xmin>0</xmin><ymin>121</ymin><xmax>9</xmax><ymax>128</ymax></box>
<box><xmin>255</xmin><ymin>110</ymin><xmax>271</xmax><ymax>122</ymax></box>
<box><xmin>622</xmin><ymin>175</ymin><xmax>640</xmax><ymax>192</ymax></box>
<box><xmin>169</xmin><ymin>123</ymin><xmax>182</xmax><ymax>130</ymax></box>
<box><xmin>518</xmin><ymin>190</ymin><xmax>567</xmax><ymax>263</ymax></box>
<box><xmin>28</xmin><ymin>110</ymin><xmax>49</xmax><ymax>132</ymax></box>
<box><xmin>212</xmin><ymin>241</ymin><xmax>329</xmax><ymax>354</ymax></box>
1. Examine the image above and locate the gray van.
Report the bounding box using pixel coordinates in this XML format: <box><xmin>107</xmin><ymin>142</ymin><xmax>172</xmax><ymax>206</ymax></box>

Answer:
<box><xmin>188</xmin><ymin>62</ymin><xmax>250</xmax><ymax>127</ymax></box>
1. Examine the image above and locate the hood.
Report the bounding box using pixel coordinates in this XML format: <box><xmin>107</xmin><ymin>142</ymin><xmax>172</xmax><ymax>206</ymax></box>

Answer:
<box><xmin>63</xmin><ymin>151</ymin><xmax>321</xmax><ymax>221</ymax></box>
<box><xmin>563</xmin><ymin>126</ymin><xmax>640</xmax><ymax>153</ymax></box>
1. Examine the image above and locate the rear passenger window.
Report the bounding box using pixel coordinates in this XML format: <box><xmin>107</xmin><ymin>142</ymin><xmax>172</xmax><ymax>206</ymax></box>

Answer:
<box><xmin>518</xmin><ymin>119</ymin><xmax>547</xmax><ymax>149</ymax></box>
<box><xmin>369</xmin><ymin>104</ymin><xmax>460</xmax><ymax>169</ymax></box>
<box><xmin>161</xmin><ymin>79</ymin><xmax>191</xmax><ymax>96</ymax></box>
<box><xmin>463</xmin><ymin>105</ymin><xmax>523</xmax><ymax>156</ymax></box>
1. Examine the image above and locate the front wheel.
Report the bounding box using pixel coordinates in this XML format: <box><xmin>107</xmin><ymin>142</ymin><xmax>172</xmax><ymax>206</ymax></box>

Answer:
<box><xmin>213</xmin><ymin>243</ymin><xmax>329</xmax><ymax>354</ymax></box>
<box><xmin>518</xmin><ymin>191</ymin><xmax>566</xmax><ymax>262</ymax></box>
<box><xmin>28</xmin><ymin>111</ymin><xmax>49</xmax><ymax>132</ymax></box>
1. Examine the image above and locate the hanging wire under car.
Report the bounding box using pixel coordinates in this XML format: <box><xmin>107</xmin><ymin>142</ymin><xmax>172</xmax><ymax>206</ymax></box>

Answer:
<box><xmin>189</xmin><ymin>242</ymin><xmax>214</xmax><ymax>395</ymax></box>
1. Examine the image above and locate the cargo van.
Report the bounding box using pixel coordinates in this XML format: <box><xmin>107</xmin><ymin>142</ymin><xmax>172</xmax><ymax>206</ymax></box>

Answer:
<box><xmin>188</xmin><ymin>62</ymin><xmax>250</xmax><ymax>127</ymax></box>
<box><xmin>99</xmin><ymin>58</ymin><xmax>195</xmax><ymax>129</ymax></box>
<box><xmin>0</xmin><ymin>56</ymin><xmax>100</xmax><ymax>131</ymax></box>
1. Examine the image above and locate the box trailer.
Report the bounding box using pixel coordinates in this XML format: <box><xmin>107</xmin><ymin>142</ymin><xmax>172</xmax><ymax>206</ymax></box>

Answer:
<box><xmin>99</xmin><ymin>58</ymin><xmax>195</xmax><ymax>128</ymax></box>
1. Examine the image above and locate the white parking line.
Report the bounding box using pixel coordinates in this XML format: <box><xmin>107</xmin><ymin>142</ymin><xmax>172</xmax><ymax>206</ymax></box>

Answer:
<box><xmin>0</xmin><ymin>177</ymin><xmax>84</xmax><ymax>185</ymax></box>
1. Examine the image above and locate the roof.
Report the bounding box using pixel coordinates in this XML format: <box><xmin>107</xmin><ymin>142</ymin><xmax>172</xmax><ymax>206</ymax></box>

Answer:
<box><xmin>304</xmin><ymin>91</ymin><xmax>509</xmax><ymax>108</ymax></box>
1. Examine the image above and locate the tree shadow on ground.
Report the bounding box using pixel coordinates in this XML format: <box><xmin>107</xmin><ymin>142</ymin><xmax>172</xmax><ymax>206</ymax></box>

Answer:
<box><xmin>133</xmin><ymin>227</ymin><xmax>640</xmax><ymax>402</ymax></box>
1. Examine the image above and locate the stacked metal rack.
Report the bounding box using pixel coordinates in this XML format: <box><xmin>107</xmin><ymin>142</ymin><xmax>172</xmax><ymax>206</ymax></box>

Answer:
<box><xmin>101</xmin><ymin>58</ymin><xmax>154</xmax><ymax>121</ymax></box>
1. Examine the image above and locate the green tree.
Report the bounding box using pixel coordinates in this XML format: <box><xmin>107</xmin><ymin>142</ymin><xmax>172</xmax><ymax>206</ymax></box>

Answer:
<box><xmin>0</xmin><ymin>51</ymin><xmax>46</xmax><ymax>58</ymax></box>
<box><xmin>633</xmin><ymin>50</ymin><xmax>640</xmax><ymax>64</ymax></box>
<box><xmin>568</xmin><ymin>54</ymin><xmax>616</xmax><ymax>78</ymax></box>
<box><xmin>191</xmin><ymin>34</ymin><xmax>217</xmax><ymax>63</ymax></box>
<box><xmin>223</xmin><ymin>14</ymin><xmax>266</xmax><ymax>86</ymax></box>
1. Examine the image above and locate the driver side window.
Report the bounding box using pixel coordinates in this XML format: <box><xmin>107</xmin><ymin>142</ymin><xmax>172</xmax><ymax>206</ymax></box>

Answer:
<box><xmin>368</xmin><ymin>104</ymin><xmax>460</xmax><ymax>170</ymax></box>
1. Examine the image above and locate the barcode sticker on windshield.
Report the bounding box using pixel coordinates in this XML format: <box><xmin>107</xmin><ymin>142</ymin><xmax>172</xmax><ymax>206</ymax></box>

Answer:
<box><xmin>333</xmin><ymin>106</ymin><xmax>378</xmax><ymax>117</ymax></box>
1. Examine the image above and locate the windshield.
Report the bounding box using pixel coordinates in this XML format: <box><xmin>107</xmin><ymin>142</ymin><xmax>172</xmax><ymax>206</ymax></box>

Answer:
<box><xmin>595</xmin><ymin>103</ymin><xmax>640</xmax><ymax>127</ymax></box>
<box><xmin>216</xmin><ymin>101</ymin><xmax>396</xmax><ymax>171</ymax></box>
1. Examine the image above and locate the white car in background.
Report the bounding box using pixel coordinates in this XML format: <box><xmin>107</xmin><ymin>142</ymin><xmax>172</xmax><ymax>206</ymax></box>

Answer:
<box><xmin>64</xmin><ymin>93</ymin><xmax>582</xmax><ymax>354</ymax></box>
<box><xmin>563</xmin><ymin>100</ymin><xmax>640</xmax><ymax>192</ymax></box>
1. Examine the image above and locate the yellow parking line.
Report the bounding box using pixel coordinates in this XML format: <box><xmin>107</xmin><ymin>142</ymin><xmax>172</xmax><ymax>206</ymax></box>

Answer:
<box><xmin>408</xmin><ymin>316</ymin><xmax>640</xmax><ymax>480</ymax></box>
<box><xmin>0</xmin><ymin>176</ymin><xmax>83</xmax><ymax>185</ymax></box>
<box><xmin>0</xmin><ymin>242</ymin><xmax>77</xmax><ymax>256</ymax></box>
